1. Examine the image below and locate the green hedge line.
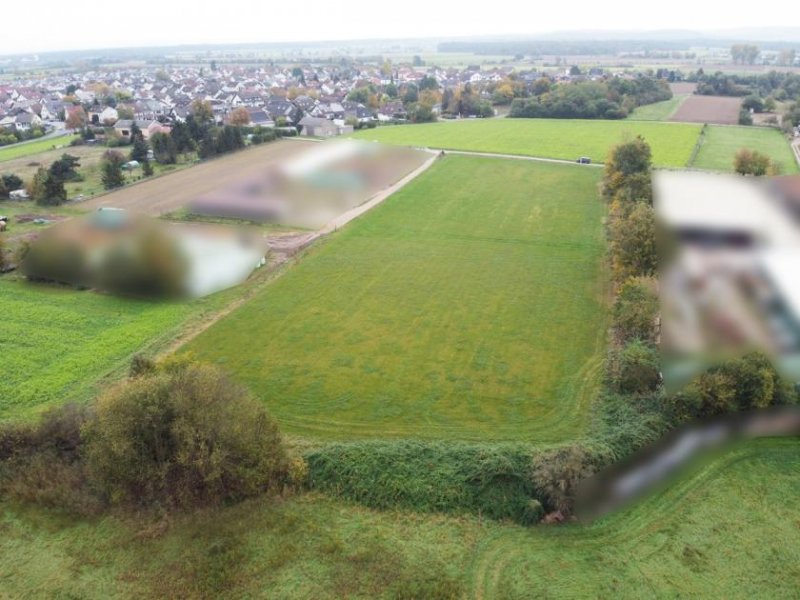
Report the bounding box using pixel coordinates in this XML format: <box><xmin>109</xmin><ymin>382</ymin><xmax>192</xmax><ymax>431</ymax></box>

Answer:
<box><xmin>306</xmin><ymin>441</ymin><xmax>545</xmax><ymax>524</ymax></box>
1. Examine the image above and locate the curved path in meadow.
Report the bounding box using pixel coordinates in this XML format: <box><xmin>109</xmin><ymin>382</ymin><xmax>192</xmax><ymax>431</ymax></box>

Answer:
<box><xmin>468</xmin><ymin>437</ymin><xmax>800</xmax><ymax>599</ymax></box>
<box><xmin>429</xmin><ymin>148</ymin><xmax>604</xmax><ymax>167</ymax></box>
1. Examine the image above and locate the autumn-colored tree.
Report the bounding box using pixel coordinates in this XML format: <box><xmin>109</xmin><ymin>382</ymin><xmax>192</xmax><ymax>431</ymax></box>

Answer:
<box><xmin>191</xmin><ymin>99</ymin><xmax>214</xmax><ymax>124</ymax></box>
<box><xmin>602</xmin><ymin>136</ymin><xmax>652</xmax><ymax>201</ymax></box>
<box><xmin>65</xmin><ymin>106</ymin><xmax>87</xmax><ymax>130</ymax></box>
<box><xmin>229</xmin><ymin>107</ymin><xmax>250</xmax><ymax>126</ymax></box>
<box><xmin>608</xmin><ymin>201</ymin><xmax>657</xmax><ymax>282</ymax></box>
<box><xmin>734</xmin><ymin>148</ymin><xmax>779</xmax><ymax>176</ymax></box>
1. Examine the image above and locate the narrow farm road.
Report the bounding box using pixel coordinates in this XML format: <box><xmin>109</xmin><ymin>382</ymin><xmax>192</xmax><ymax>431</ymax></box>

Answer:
<box><xmin>421</xmin><ymin>148</ymin><xmax>605</xmax><ymax>167</ymax></box>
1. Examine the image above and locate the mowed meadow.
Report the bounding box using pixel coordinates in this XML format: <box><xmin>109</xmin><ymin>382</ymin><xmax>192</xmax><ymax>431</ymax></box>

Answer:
<box><xmin>0</xmin><ymin>439</ymin><xmax>796</xmax><ymax>598</ymax></box>
<box><xmin>352</xmin><ymin>118</ymin><xmax>702</xmax><ymax>167</ymax></box>
<box><xmin>692</xmin><ymin>125</ymin><xmax>800</xmax><ymax>174</ymax></box>
<box><xmin>187</xmin><ymin>156</ymin><xmax>608</xmax><ymax>441</ymax></box>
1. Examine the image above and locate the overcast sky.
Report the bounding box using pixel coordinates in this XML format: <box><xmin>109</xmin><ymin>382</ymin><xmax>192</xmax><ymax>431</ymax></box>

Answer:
<box><xmin>2</xmin><ymin>0</ymin><xmax>798</xmax><ymax>55</ymax></box>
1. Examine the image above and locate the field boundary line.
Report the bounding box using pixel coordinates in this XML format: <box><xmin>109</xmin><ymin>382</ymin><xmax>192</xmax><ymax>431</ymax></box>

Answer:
<box><xmin>421</xmin><ymin>148</ymin><xmax>605</xmax><ymax>167</ymax></box>
<box><xmin>686</xmin><ymin>123</ymin><xmax>708</xmax><ymax>168</ymax></box>
<box><xmin>791</xmin><ymin>139</ymin><xmax>800</xmax><ymax>169</ymax></box>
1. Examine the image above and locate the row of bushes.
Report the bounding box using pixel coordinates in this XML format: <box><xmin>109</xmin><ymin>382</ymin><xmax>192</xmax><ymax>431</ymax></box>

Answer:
<box><xmin>509</xmin><ymin>78</ymin><xmax>672</xmax><ymax>120</ymax></box>
<box><xmin>305</xmin><ymin>438</ymin><xmax>616</xmax><ymax>522</ymax></box>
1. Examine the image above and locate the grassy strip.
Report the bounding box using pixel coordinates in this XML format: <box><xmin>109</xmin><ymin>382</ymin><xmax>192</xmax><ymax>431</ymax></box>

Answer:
<box><xmin>686</xmin><ymin>123</ymin><xmax>708</xmax><ymax>168</ymax></box>
<box><xmin>626</xmin><ymin>95</ymin><xmax>687</xmax><ymax>121</ymax></box>
<box><xmin>306</xmin><ymin>441</ymin><xmax>542</xmax><ymax>523</ymax></box>
<box><xmin>692</xmin><ymin>125</ymin><xmax>799</xmax><ymax>174</ymax></box>
<box><xmin>0</xmin><ymin>135</ymin><xmax>79</xmax><ymax>162</ymax></box>
<box><xmin>352</xmin><ymin>119</ymin><xmax>701</xmax><ymax>167</ymax></box>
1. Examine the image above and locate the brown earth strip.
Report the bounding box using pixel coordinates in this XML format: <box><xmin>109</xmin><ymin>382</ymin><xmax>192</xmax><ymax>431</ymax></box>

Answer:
<box><xmin>670</xmin><ymin>95</ymin><xmax>742</xmax><ymax>125</ymax></box>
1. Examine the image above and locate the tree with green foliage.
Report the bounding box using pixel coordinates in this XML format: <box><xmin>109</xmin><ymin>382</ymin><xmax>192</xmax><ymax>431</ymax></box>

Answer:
<box><xmin>613</xmin><ymin>277</ymin><xmax>659</xmax><ymax>345</ymax></box>
<box><xmin>100</xmin><ymin>150</ymin><xmax>125</xmax><ymax>189</ymax></box>
<box><xmin>2</xmin><ymin>174</ymin><xmax>22</xmax><ymax>192</ymax></box>
<box><xmin>170</xmin><ymin>121</ymin><xmax>196</xmax><ymax>154</ymax></box>
<box><xmin>741</xmin><ymin>95</ymin><xmax>764</xmax><ymax>113</ymax></box>
<box><xmin>668</xmin><ymin>353</ymin><xmax>797</xmax><ymax>421</ymax></box>
<box><xmin>418</xmin><ymin>75</ymin><xmax>439</xmax><ymax>91</ymax></box>
<box><xmin>48</xmin><ymin>154</ymin><xmax>81</xmax><ymax>182</ymax></box>
<box><xmin>129</xmin><ymin>132</ymin><xmax>149</xmax><ymax>163</ymax></box>
<box><xmin>191</xmin><ymin>99</ymin><xmax>214</xmax><ymax>125</ymax></box>
<box><xmin>29</xmin><ymin>166</ymin><xmax>67</xmax><ymax>206</ymax></box>
<box><xmin>608</xmin><ymin>201</ymin><xmax>657</xmax><ymax>282</ymax></box>
<box><xmin>402</xmin><ymin>84</ymin><xmax>419</xmax><ymax>105</ymax></box>
<box><xmin>150</xmin><ymin>131</ymin><xmax>177</xmax><ymax>164</ymax></box>
<box><xmin>347</xmin><ymin>86</ymin><xmax>372</xmax><ymax>104</ymax></box>
<box><xmin>603</xmin><ymin>136</ymin><xmax>652</xmax><ymax>199</ymax></box>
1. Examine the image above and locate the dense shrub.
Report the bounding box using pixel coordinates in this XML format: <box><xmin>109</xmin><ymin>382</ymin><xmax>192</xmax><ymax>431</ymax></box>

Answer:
<box><xmin>84</xmin><ymin>362</ymin><xmax>289</xmax><ymax>508</ymax></box>
<box><xmin>94</xmin><ymin>227</ymin><xmax>189</xmax><ymax>298</ymax></box>
<box><xmin>0</xmin><ymin>404</ymin><xmax>101</xmax><ymax>515</ymax></box>
<box><xmin>530</xmin><ymin>444</ymin><xmax>612</xmax><ymax>514</ymax></box>
<box><xmin>20</xmin><ymin>234</ymin><xmax>89</xmax><ymax>285</ymax></box>
<box><xmin>306</xmin><ymin>441</ymin><xmax>543</xmax><ymax>524</ymax></box>
<box><xmin>734</xmin><ymin>148</ymin><xmax>778</xmax><ymax>176</ymax></box>
<box><xmin>666</xmin><ymin>353</ymin><xmax>798</xmax><ymax>421</ymax></box>
<box><xmin>607</xmin><ymin>340</ymin><xmax>661</xmax><ymax>395</ymax></box>
<box><xmin>612</xmin><ymin>277</ymin><xmax>659</xmax><ymax>344</ymax></box>
<box><xmin>591</xmin><ymin>391</ymin><xmax>670</xmax><ymax>458</ymax></box>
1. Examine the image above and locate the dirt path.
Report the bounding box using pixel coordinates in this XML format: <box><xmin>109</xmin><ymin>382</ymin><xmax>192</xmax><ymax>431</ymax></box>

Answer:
<box><xmin>431</xmin><ymin>148</ymin><xmax>604</xmax><ymax>167</ymax></box>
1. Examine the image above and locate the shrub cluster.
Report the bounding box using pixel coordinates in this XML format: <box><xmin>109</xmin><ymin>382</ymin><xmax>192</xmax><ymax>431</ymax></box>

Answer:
<box><xmin>0</xmin><ymin>359</ymin><xmax>291</xmax><ymax>515</ymax></box>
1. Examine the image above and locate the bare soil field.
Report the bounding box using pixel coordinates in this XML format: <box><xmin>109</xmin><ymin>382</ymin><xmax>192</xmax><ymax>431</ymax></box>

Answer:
<box><xmin>670</xmin><ymin>95</ymin><xmax>742</xmax><ymax>125</ymax></box>
<box><xmin>79</xmin><ymin>139</ymin><xmax>316</xmax><ymax>215</ymax></box>
<box><xmin>669</xmin><ymin>82</ymin><xmax>696</xmax><ymax>95</ymax></box>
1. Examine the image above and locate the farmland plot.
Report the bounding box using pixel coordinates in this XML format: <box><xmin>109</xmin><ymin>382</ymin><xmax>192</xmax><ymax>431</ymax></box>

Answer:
<box><xmin>692</xmin><ymin>125</ymin><xmax>799</xmax><ymax>173</ymax></box>
<box><xmin>670</xmin><ymin>95</ymin><xmax>742</xmax><ymax>125</ymax></box>
<box><xmin>351</xmin><ymin>118</ymin><xmax>702</xmax><ymax>167</ymax></box>
<box><xmin>186</xmin><ymin>156</ymin><xmax>608</xmax><ymax>441</ymax></box>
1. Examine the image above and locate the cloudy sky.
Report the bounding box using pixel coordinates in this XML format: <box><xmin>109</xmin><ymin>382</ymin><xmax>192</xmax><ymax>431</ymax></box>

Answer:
<box><xmin>2</xmin><ymin>0</ymin><xmax>797</xmax><ymax>55</ymax></box>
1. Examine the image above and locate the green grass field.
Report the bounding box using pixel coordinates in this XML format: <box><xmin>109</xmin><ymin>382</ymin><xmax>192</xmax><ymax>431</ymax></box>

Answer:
<box><xmin>0</xmin><ymin>438</ymin><xmax>796</xmax><ymax>598</ymax></box>
<box><xmin>352</xmin><ymin>118</ymin><xmax>702</xmax><ymax>167</ymax></box>
<box><xmin>0</xmin><ymin>280</ymin><xmax>200</xmax><ymax>421</ymax></box>
<box><xmin>0</xmin><ymin>134</ymin><xmax>79</xmax><ymax>162</ymax></box>
<box><xmin>185</xmin><ymin>156</ymin><xmax>608</xmax><ymax>441</ymax></box>
<box><xmin>627</xmin><ymin>95</ymin><xmax>688</xmax><ymax>121</ymax></box>
<box><xmin>692</xmin><ymin>125</ymin><xmax>799</xmax><ymax>174</ymax></box>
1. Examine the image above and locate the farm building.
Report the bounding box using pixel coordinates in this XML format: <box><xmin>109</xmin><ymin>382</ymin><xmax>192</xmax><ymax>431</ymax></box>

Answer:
<box><xmin>21</xmin><ymin>209</ymin><xmax>266</xmax><ymax>298</ymax></box>
<box><xmin>298</xmin><ymin>115</ymin><xmax>353</xmax><ymax>137</ymax></box>
<box><xmin>655</xmin><ymin>171</ymin><xmax>800</xmax><ymax>384</ymax></box>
